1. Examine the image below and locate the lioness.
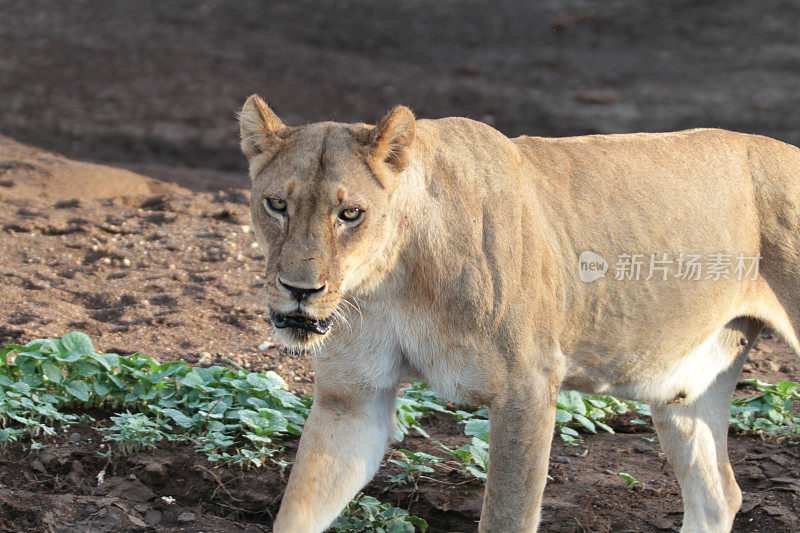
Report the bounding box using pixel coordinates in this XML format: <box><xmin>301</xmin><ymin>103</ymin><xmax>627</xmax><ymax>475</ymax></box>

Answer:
<box><xmin>238</xmin><ymin>94</ymin><xmax>800</xmax><ymax>532</ymax></box>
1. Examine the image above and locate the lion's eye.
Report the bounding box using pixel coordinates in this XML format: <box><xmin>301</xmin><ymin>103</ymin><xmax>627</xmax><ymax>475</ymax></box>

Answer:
<box><xmin>339</xmin><ymin>208</ymin><xmax>363</xmax><ymax>222</ymax></box>
<box><xmin>264</xmin><ymin>197</ymin><xmax>287</xmax><ymax>213</ymax></box>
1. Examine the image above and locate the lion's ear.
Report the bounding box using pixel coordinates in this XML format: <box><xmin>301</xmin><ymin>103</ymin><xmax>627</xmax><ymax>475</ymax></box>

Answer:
<box><xmin>366</xmin><ymin>106</ymin><xmax>415</xmax><ymax>189</ymax></box>
<box><xmin>238</xmin><ymin>94</ymin><xmax>286</xmax><ymax>159</ymax></box>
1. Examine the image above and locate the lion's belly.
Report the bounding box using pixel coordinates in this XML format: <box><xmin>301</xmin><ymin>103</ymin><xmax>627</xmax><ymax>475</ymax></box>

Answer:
<box><xmin>561</xmin><ymin>316</ymin><xmax>760</xmax><ymax>405</ymax></box>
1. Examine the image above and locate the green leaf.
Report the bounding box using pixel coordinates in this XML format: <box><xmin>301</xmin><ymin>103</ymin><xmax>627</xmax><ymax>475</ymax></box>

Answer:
<box><xmin>558</xmin><ymin>390</ymin><xmax>587</xmax><ymax>415</ymax></box>
<box><xmin>180</xmin><ymin>371</ymin><xmax>206</xmax><ymax>388</ymax></box>
<box><xmin>162</xmin><ymin>408</ymin><xmax>195</xmax><ymax>428</ymax></box>
<box><xmin>560</xmin><ymin>426</ymin><xmax>580</xmax><ymax>437</ymax></box>
<box><xmin>107</xmin><ymin>373</ymin><xmax>125</xmax><ymax>389</ymax></box>
<box><xmin>573</xmin><ymin>413</ymin><xmax>596</xmax><ymax>433</ymax></box>
<box><xmin>595</xmin><ymin>420</ymin><xmax>614</xmax><ymax>434</ymax></box>
<box><xmin>555</xmin><ymin>409</ymin><xmax>573</xmax><ymax>423</ymax></box>
<box><xmin>59</xmin><ymin>332</ymin><xmax>94</xmax><ymax>357</ymax></box>
<box><xmin>93</xmin><ymin>380</ymin><xmax>110</xmax><ymax>396</ymax></box>
<box><xmin>77</xmin><ymin>361</ymin><xmax>99</xmax><ymax>378</ymax></box>
<box><xmin>41</xmin><ymin>361</ymin><xmax>62</xmax><ymax>383</ymax></box>
<box><xmin>246</xmin><ymin>373</ymin><xmax>270</xmax><ymax>391</ymax></box>
<box><xmin>12</xmin><ymin>381</ymin><xmax>31</xmax><ymax>395</ymax></box>
<box><xmin>21</xmin><ymin>373</ymin><xmax>44</xmax><ymax>387</ymax></box>
<box><xmin>464</xmin><ymin>418</ymin><xmax>490</xmax><ymax>442</ymax></box>
<box><xmin>16</xmin><ymin>356</ymin><xmax>38</xmax><ymax>374</ymax></box>
<box><xmin>65</xmin><ymin>380</ymin><xmax>90</xmax><ymax>402</ymax></box>
<box><xmin>385</xmin><ymin>517</ymin><xmax>415</xmax><ymax>533</ymax></box>
<box><xmin>406</xmin><ymin>515</ymin><xmax>428</xmax><ymax>532</ymax></box>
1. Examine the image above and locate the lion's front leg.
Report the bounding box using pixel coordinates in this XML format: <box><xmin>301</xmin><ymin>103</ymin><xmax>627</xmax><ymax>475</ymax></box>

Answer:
<box><xmin>273</xmin><ymin>386</ymin><xmax>396</xmax><ymax>533</ymax></box>
<box><xmin>479</xmin><ymin>373</ymin><xmax>560</xmax><ymax>533</ymax></box>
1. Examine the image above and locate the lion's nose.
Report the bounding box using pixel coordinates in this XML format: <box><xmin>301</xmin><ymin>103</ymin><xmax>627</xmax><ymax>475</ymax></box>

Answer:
<box><xmin>278</xmin><ymin>278</ymin><xmax>327</xmax><ymax>302</ymax></box>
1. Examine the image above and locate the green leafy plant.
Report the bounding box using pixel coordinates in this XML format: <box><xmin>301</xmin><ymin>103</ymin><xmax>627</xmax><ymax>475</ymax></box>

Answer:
<box><xmin>434</xmin><ymin>414</ymin><xmax>490</xmax><ymax>481</ymax></box>
<box><xmin>330</xmin><ymin>493</ymin><xmax>428</xmax><ymax>533</ymax></box>
<box><xmin>436</xmin><ymin>437</ymin><xmax>489</xmax><ymax>481</ymax></box>
<box><xmin>99</xmin><ymin>412</ymin><xmax>168</xmax><ymax>456</ymax></box>
<box><xmin>618</xmin><ymin>472</ymin><xmax>646</xmax><ymax>490</ymax></box>
<box><xmin>0</xmin><ymin>332</ymin><xmax>310</xmax><ymax>467</ymax></box>
<box><xmin>394</xmin><ymin>382</ymin><xmax>452</xmax><ymax>440</ymax></box>
<box><xmin>730</xmin><ymin>379</ymin><xmax>800</xmax><ymax>439</ymax></box>
<box><xmin>555</xmin><ymin>391</ymin><xmax>629</xmax><ymax>445</ymax></box>
<box><xmin>387</xmin><ymin>448</ymin><xmax>442</xmax><ymax>485</ymax></box>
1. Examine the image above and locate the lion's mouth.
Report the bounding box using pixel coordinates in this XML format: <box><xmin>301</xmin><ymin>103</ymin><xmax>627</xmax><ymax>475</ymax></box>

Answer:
<box><xmin>270</xmin><ymin>310</ymin><xmax>332</xmax><ymax>336</ymax></box>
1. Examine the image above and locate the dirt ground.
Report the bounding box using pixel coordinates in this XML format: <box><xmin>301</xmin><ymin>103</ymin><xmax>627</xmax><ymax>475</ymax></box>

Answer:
<box><xmin>1</xmin><ymin>1</ymin><xmax>800</xmax><ymax>532</ymax></box>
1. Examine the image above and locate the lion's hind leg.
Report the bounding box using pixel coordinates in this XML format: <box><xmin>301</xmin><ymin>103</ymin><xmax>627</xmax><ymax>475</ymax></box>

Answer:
<box><xmin>650</xmin><ymin>317</ymin><xmax>762</xmax><ymax>533</ymax></box>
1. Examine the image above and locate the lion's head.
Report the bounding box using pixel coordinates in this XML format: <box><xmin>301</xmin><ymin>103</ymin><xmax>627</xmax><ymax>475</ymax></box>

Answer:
<box><xmin>238</xmin><ymin>95</ymin><xmax>415</xmax><ymax>348</ymax></box>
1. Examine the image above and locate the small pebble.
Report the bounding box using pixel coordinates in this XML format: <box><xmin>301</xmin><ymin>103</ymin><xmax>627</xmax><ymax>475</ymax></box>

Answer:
<box><xmin>258</xmin><ymin>341</ymin><xmax>275</xmax><ymax>351</ymax></box>
<box><xmin>762</xmin><ymin>506</ymin><xmax>784</xmax><ymax>517</ymax></box>
<box><xmin>552</xmin><ymin>456</ymin><xmax>571</xmax><ymax>464</ymax></box>
<box><xmin>633</xmin><ymin>443</ymin><xmax>653</xmax><ymax>453</ymax></box>
<box><xmin>198</xmin><ymin>352</ymin><xmax>213</xmax><ymax>364</ymax></box>
<box><xmin>145</xmin><ymin>509</ymin><xmax>162</xmax><ymax>526</ymax></box>
<box><xmin>241</xmin><ymin>225</ymin><xmax>251</xmax><ymax>234</ymax></box>
<box><xmin>177</xmin><ymin>511</ymin><xmax>196</xmax><ymax>523</ymax></box>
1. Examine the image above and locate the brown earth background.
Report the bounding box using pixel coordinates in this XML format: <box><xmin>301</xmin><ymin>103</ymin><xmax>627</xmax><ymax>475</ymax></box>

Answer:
<box><xmin>1</xmin><ymin>1</ymin><xmax>800</xmax><ymax>532</ymax></box>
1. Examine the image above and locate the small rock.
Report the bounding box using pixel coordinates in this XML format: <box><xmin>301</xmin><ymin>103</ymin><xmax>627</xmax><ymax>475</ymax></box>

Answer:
<box><xmin>771</xmin><ymin>477</ymin><xmax>800</xmax><ymax>485</ymax></box>
<box><xmin>126</xmin><ymin>513</ymin><xmax>147</xmax><ymax>527</ymax></box>
<box><xmin>647</xmin><ymin>517</ymin><xmax>675</xmax><ymax>530</ymax></box>
<box><xmin>740</xmin><ymin>465</ymin><xmax>764</xmax><ymax>481</ymax></box>
<box><xmin>145</xmin><ymin>509</ymin><xmax>162</xmax><ymax>526</ymax></box>
<box><xmin>633</xmin><ymin>443</ymin><xmax>653</xmax><ymax>453</ymax></box>
<box><xmin>258</xmin><ymin>340</ymin><xmax>275</xmax><ymax>351</ymax></box>
<box><xmin>198</xmin><ymin>352</ymin><xmax>213</xmax><ymax>364</ymax></box>
<box><xmin>65</xmin><ymin>460</ymin><xmax>85</xmax><ymax>487</ymax></box>
<box><xmin>30</xmin><ymin>458</ymin><xmax>47</xmax><ymax>474</ymax></box>
<box><xmin>575</xmin><ymin>88</ymin><xmax>619</xmax><ymax>105</ymax></box>
<box><xmin>68</xmin><ymin>432</ymin><xmax>82</xmax><ymax>443</ymax></box>
<box><xmin>552</xmin><ymin>456</ymin><xmax>571</xmax><ymax>464</ymax></box>
<box><xmin>177</xmin><ymin>511</ymin><xmax>196</xmax><ymax>523</ymax></box>
<box><xmin>762</xmin><ymin>505</ymin><xmax>784</xmax><ymax>517</ymax></box>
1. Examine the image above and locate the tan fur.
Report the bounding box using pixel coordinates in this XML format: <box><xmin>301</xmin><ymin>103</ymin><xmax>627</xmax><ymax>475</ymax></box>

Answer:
<box><xmin>239</xmin><ymin>94</ymin><xmax>800</xmax><ymax>532</ymax></box>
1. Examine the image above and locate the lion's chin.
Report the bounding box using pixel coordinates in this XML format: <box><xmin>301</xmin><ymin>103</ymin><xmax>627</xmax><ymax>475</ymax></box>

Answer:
<box><xmin>270</xmin><ymin>326</ymin><xmax>328</xmax><ymax>349</ymax></box>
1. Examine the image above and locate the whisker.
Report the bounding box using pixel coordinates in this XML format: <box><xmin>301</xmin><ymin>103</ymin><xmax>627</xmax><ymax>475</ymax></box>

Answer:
<box><xmin>341</xmin><ymin>295</ymin><xmax>365</xmax><ymax>328</ymax></box>
<box><xmin>331</xmin><ymin>307</ymin><xmax>352</xmax><ymax>333</ymax></box>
